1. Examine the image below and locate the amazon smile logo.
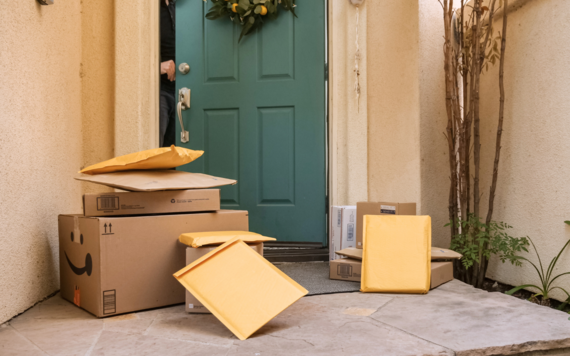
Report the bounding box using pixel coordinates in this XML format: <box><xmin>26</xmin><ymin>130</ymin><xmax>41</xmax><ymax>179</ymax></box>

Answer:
<box><xmin>65</xmin><ymin>252</ymin><xmax>93</xmax><ymax>276</ymax></box>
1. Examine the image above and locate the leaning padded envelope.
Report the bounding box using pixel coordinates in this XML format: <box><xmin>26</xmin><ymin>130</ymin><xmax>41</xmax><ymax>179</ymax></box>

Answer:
<box><xmin>79</xmin><ymin>145</ymin><xmax>203</xmax><ymax>174</ymax></box>
<box><xmin>179</xmin><ymin>231</ymin><xmax>276</xmax><ymax>248</ymax></box>
<box><xmin>361</xmin><ymin>215</ymin><xmax>431</xmax><ymax>294</ymax></box>
<box><xmin>174</xmin><ymin>238</ymin><xmax>308</xmax><ymax>340</ymax></box>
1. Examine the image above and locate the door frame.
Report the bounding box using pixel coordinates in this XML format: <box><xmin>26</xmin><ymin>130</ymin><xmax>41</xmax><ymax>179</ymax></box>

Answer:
<box><xmin>113</xmin><ymin>0</ymin><xmax>368</xmax><ymax>208</ymax></box>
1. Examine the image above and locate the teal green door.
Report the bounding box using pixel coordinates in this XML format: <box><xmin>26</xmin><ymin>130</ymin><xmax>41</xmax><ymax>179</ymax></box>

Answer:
<box><xmin>176</xmin><ymin>1</ymin><xmax>326</xmax><ymax>243</ymax></box>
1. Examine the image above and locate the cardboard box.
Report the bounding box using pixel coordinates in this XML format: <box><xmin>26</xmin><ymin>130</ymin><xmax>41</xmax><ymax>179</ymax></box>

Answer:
<box><xmin>75</xmin><ymin>170</ymin><xmax>236</xmax><ymax>192</ymax></box>
<box><xmin>185</xmin><ymin>243</ymin><xmax>263</xmax><ymax>314</ymax></box>
<box><xmin>329</xmin><ymin>206</ymin><xmax>356</xmax><ymax>260</ymax></box>
<box><xmin>59</xmin><ymin>210</ymin><xmax>248</xmax><ymax>317</ymax></box>
<box><xmin>329</xmin><ymin>258</ymin><xmax>362</xmax><ymax>282</ymax></box>
<box><xmin>356</xmin><ymin>202</ymin><xmax>416</xmax><ymax>249</ymax></box>
<box><xmin>430</xmin><ymin>262</ymin><xmax>454</xmax><ymax>289</ymax></box>
<box><xmin>83</xmin><ymin>189</ymin><xmax>220</xmax><ymax>217</ymax></box>
<box><xmin>329</xmin><ymin>259</ymin><xmax>453</xmax><ymax>289</ymax></box>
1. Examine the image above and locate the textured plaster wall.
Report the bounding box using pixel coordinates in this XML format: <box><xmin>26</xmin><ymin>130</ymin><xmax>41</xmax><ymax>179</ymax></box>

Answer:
<box><xmin>329</xmin><ymin>0</ymin><xmax>368</xmax><ymax>206</ymax></box>
<box><xmin>418</xmin><ymin>1</ymin><xmax>450</xmax><ymax>247</ymax></box>
<box><xmin>0</xmin><ymin>1</ymin><xmax>83</xmax><ymax>323</ymax></box>
<box><xmin>367</xmin><ymin>0</ymin><xmax>421</xmax><ymax>206</ymax></box>
<box><xmin>81</xmin><ymin>0</ymin><xmax>115</xmax><ymax>194</ymax></box>
<box><xmin>114</xmin><ymin>1</ymin><xmax>159</xmax><ymax>156</ymax></box>
<box><xmin>367</xmin><ymin>0</ymin><xmax>448</xmax><ymax>246</ymax></box>
<box><xmin>480</xmin><ymin>0</ymin><xmax>570</xmax><ymax>301</ymax></box>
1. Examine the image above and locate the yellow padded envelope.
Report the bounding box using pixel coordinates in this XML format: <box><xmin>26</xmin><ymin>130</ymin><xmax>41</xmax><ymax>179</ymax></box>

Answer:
<box><xmin>361</xmin><ymin>215</ymin><xmax>431</xmax><ymax>294</ymax></box>
<box><xmin>179</xmin><ymin>231</ymin><xmax>276</xmax><ymax>248</ymax></box>
<box><xmin>80</xmin><ymin>145</ymin><xmax>203</xmax><ymax>174</ymax></box>
<box><xmin>173</xmin><ymin>238</ymin><xmax>308</xmax><ymax>340</ymax></box>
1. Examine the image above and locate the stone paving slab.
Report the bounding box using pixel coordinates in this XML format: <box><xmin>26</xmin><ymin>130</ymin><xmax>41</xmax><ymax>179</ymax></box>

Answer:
<box><xmin>371</xmin><ymin>280</ymin><xmax>570</xmax><ymax>356</ymax></box>
<box><xmin>1</xmin><ymin>280</ymin><xmax>569</xmax><ymax>355</ymax></box>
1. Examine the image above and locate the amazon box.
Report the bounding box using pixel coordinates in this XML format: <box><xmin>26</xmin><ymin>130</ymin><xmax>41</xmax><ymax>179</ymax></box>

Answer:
<box><xmin>329</xmin><ymin>259</ymin><xmax>453</xmax><ymax>289</ymax></box>
<box><xmin>82</xmin><ymin>189</ymin><xmax>220</xmax><ymax>217</ymax></box>
<box><xmin>58</xmin><ymin>210</ymin><xmax>248</xmax><ymax>317</ymax></box>
<box><xmin>185</xmin><ymin>243</ymin><xmax>264</xmax><ymax>314</ymax></box>
<box><xmin>356</xmin><ymin>202</ymin><xmax>416</xmax><ymax>249</ymax></box>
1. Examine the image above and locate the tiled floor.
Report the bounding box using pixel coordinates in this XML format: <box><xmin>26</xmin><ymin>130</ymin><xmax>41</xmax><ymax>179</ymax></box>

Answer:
<box><xmin>2</xmin><ymin>280</ymin><xmax>570</xmax><ymax>356</ymax></box>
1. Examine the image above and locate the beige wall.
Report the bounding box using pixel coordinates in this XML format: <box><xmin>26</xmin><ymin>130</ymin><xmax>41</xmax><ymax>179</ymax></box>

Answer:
<box><xmin>0</xmin><ymin>1</ymin><xmax>83</xmax><ymax>323</ymax></box>
<box><xmin>329</xmin><ymin>0</ymin><xmax>369</xmax><ymax>207</ymax></box>
<box><xmin>0</xmin><ymin>0</ymin><xmax>117</xmax><ymax>323</ymax></box>
<box><xmin>480</xmin><ymin>0</ymin><xmax>570</xmax><ymax>301</ymax></box>
<box><xmin>367</xmin><ymin>0</ymin><xmax>449</xmax><ymax>246</ymax></box>
<box><xmin>81</xmin><ymin>0</ymin><xmax>115</xmax><ymax>194</ymax></box>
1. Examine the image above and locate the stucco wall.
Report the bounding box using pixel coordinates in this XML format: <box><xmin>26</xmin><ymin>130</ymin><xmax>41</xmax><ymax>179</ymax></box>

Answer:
<box><xmin>480</xmin><ymin>0</ymin><xmax>570</xmax><ymax>301</ymax></box>
<box><xmin>0</xmin><ymin>1</ymin><xmax>83</xmax><ymax>323</ymax></box>
<box><xmin>81</xmin><ymin>0</ymin><xmax>115</xmax><ymax>194</ymax></box>
<box><xmin>329</xmin><ymin>0</ymin><xmax>368</xmax><ymax>206</ymax></box>
<box><xmin>367</xmin><ymin>0</ymin><xmax>448</xmax><ymax>246</ymax></box>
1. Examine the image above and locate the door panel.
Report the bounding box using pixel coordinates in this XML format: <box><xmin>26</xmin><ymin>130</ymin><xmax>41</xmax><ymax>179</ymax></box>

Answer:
<box><xmin>176</xmin><ymin>0</ymin><xmax>326</xmax><ymax>243</ymax></box>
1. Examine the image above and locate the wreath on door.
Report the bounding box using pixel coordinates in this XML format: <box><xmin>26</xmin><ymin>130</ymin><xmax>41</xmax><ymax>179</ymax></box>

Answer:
<box><xmin>205</xmin><ymin>0</ymin><xmax>297</xmax><ymax>42</ymax></box>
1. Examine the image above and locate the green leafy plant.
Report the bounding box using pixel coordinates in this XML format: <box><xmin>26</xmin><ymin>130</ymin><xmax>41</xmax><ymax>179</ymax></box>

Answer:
<box><xmin>506</xmin><ymin>221</ymin><xmax>570</xmax><ymax>309</ymax></box>
<box><xmin>205</xmin><ymin>0</ymin><xmax>297</xmax><ymax>42</ymax></box>
<box><xmin>447</xmin><ymin>214</ymin><xmax>529</xmax><ymax>284</ymax></box>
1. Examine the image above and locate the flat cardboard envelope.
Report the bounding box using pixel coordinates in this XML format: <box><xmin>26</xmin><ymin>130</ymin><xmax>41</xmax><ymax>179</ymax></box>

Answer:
<box><xmin>75</xmin><ymin>170</ymin><xmax>236</xmax><ymax>192</ymax></box>
<box><xmin>179</xmin><ymin>231</ymin><xmax>276</xmax><ymax>248</ymax></box>
<box><xmin>361</xmin><ymin>215</ymin><xmax>431</xmax><ymax>294</ymax></box>
<box><xmin>173</xmin><ymin>238</ymin><xmax>308</xmax><ymax>340</ymax></box>
<box><xmin>80</xmin><ymin>145</ymin><xmax>203</xmax><ymax>175</ymax></box>
<box><xmin>336</xmin><ymin>247</ymin><xmax>461</xmax><ymax>261</ymax></box>
<box><xmin>431</xmin><ymin>247</ymin><xmax>462</xmax><ymax>260</ymax></box>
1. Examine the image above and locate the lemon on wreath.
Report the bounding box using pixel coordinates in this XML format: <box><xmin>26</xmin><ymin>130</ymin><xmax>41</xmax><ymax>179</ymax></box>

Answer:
<box><xmin>260</xmin><ymin>5</ymin><xmax>268</xmax><ymax>15</ymax></box>
<box><xmin>232</xmin><ymin>3</ymin><xmax>238</xmax><ymax>12</ymax></box>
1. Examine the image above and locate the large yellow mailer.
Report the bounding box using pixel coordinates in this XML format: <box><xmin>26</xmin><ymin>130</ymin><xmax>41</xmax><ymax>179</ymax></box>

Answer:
<box><xmin>179</xmin><ymin>231</ymin><xmax>276</xmax><ymax>248</ymax></box>
<box><xmin>80</xmin><ymin>145</ymin><xmax>203</xmax><ymax>175</ymax></box>
<box><xmin>361</xmin><ymin>215</ymin><xmax>431</xmax><ymax>294</ymax></box>
<box><xmin>173</xmin><ymin>238</ymin><xmax>308</xmax><ymax>340</ymax></box>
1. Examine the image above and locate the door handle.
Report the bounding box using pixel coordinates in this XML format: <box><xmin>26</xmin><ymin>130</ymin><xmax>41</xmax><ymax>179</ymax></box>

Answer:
<box><xmin>177</xmin><ymin>88</ymin><xmax>190</xmax><ymax>143</ymax></box>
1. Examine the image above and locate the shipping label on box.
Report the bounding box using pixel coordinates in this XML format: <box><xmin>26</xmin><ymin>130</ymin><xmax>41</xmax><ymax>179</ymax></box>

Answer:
<box><xmin>341</xmin><ymin>207</ymin><xmax>356</xmax><ymax>250</ymax></box>
<box><xmin>83</xmin><ymin>189</ymin><xmax>220</xmax><ymax>217</ymax></box>
<box><xmin>185</xmin><ymin>243</ymin><xmax>264</xmax><ymax>314</ymax></box>
<box><xmin>59</xmin><ymin>210</ymin><xmax>249</xmax><ymax>317</ymax></box>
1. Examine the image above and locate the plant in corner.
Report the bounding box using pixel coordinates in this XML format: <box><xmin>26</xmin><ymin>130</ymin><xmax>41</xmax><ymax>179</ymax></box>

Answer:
<box><xmin>505</xmin><ymin>221</ymin><xmax>570</xmax><ymax>309</ymax></box>
<box><xmin>447</xmin><ymin>214</ymin><xmax>529</xmax><ymax>285</ymax></box>
<box><xmin>440</xmin><ymin>0</ymin><xmax>511</xmax><ymax>288</ymax></box>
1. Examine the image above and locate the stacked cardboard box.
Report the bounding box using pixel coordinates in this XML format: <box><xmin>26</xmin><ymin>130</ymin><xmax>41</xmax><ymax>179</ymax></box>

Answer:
<box><xmin>329</xmin><ymin>201</ymin><xmax>461</xmax><ymax>290</ymax></box>
<box><xmin>59</xmin><ymin>180</ymin><xmax>247</xmax><ymax>317</ymax></box>
<box><xmin>329</xmin><ymin>206</ymin><xmax>356</xmax><ymax>260</ymax></box>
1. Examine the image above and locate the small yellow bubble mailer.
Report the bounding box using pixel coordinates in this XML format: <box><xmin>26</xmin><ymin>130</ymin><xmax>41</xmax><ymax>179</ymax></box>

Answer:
<box><xmin>80</xmin><ymin>145</ymin><xmax>203</xmax><ymax>175</ymax></box>
<box><xmin>361</xmin><ymin>215</ymin><xmax>431</xmax><ymax>294</ymax></box>
<box><xmin>179</xmin><ymin>231</ymin><xmax>276</xmax><ymax>248</ymax></box>
<box><xmin>173</xmin><ymin>238</ymin><xmax>308</xmax><ymax>340</ymax></box>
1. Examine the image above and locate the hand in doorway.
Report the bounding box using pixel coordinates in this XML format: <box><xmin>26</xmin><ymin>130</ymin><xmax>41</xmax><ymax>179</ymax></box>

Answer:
<box><xmin>161</xmin><ymin>60</ymin><xmax>176</xmax><ymax>81</ymax></box>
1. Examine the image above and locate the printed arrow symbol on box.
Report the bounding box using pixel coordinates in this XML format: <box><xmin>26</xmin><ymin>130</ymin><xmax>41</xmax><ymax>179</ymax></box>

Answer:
<box><xmin>109</xmin><ymin>223</ymin><xmax>112</xmax><ymax>233</ymax></box>
<box><xmin>104</xmin><ymin>223</ymin><xmax>107</xmax><ymax>233</ymax></box>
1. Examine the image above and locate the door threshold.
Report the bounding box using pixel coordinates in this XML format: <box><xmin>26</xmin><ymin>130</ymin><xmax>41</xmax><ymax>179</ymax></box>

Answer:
<box><xmin>264</xmin><ymin>242</ymin><xmax>329</xmax><ymax>263</ymax></box>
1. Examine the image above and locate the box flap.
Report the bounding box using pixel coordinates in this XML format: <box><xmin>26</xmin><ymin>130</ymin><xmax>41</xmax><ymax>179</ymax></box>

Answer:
<box><xmin>179</xmin><ymin>231</ymin><xmax>276</xmax><ymax>248</ymax></box>
<box><xmin>174</xmin><ymin>238</ymin><xmax>307</xmax><ymax>340</ymax></box>
<box><xmin>335</xmin><ymin>248</ymin><xmax>363</xmax><ymax>260</ymax></box>
<box><xmin>75</xmin><ymin>170</ymin><xmax>237</xmax><ymax>192</ymax></box>
<box><xmin>431</xmin><ymin>247</ymin><xmax>462</xmax><ymax>260</ymax></box>
<box><xmin>336</xmin><ymin>247</ymin><xmax>461</xmax><ymax>261</ymax></box>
